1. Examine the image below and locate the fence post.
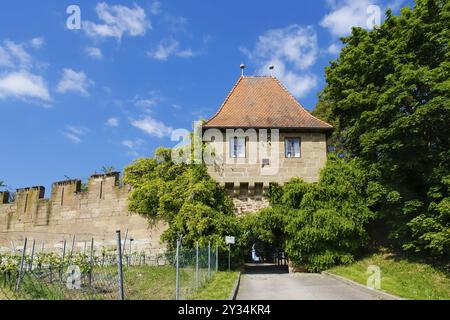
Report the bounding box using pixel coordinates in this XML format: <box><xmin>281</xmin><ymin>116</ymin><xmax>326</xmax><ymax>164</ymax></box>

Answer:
<box><xmin>28</xmin><ymin>239</ymin><xmax>36</xmax><ymax>271</ymax></box>
<box><xmin>128</xmin><ymin>239</ymin><xmax>133</xmax><ymax>267</ymax></box>
<box><xmin>175</xmin><ymin>239</ymin><xmax>180</xmax><ymax>300</ymax></box>
<box><xmin>195</xmin><ymin>241</ymin><xmax>199</xmax><ymax>289</ymax></box>
<box><xmin>70</xmin><ymin>235</ymin><xmax>75</xmax><ymax>260</ymax></box>
<box><xmin>228</xmin><ymin>244</ymin><xmax>231</xmax><ymax>272</ymax></box>
<box><xmin>216</xmin><ymin>245</ymin><xmax>218</xmax><ymax>272</ymax></box>
<box><xmin>116</xmin><ymin>231</ymin><xmax>125</xmax><ymax>301</ymax></box>
<box><xmin>208</xmin><ymin>241</ymin><xmax>211</xmax><ymax>279</ymax></box>
<box><xmin>121</xmin><ymin>229</ymin><xmax>128</xmax><ymax>256</ymax></box>
<box><xmin>61</xmin><ymin>239</ymin><xmax>67</xmax><ymax>281</ymax></box>
<box><xmin>88</xmin><ymin>238</ymin><xmax>94</xmax><ymax>287</ymax></box>
<box><xmin>15</xmin><ymin>238</ymin><xmax>27</xmax><ymax>291</ymax></box>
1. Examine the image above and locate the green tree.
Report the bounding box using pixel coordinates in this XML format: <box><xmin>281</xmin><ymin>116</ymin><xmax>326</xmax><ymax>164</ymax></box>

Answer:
<box><xmin>123</xmin><ymin>148</ymin><xmax>237</xmax><ymax>250</ymax></box>
<box><xmin>282</xmin><ymin>156</ymin><xmax>374</xmax><ymax>271</ymax></box>
<box><xmin>316</xmin><ymin>0</ymin><xmax>450</xmax><ymax>260</ymax></box>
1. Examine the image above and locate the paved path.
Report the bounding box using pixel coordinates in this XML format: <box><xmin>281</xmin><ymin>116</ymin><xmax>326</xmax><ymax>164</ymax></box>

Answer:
<box><xmin>236</xmin><ymin>273</ymin><xmax>381</xmax><ymax>300</ymax></box>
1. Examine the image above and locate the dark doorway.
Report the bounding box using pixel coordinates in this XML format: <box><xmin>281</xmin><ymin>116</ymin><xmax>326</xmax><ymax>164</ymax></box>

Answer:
<box><xmin>244</xmin><ymin>242</ymin><xmax>289</xmax><ymax>274</ymax></box>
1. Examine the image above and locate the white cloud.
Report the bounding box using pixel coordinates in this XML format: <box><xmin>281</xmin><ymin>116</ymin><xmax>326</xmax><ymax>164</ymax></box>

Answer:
<box><xmin>327</xmin><ymin>43</ymin><xmax>342</xmax><ymax>55</ymax></box>
<box><xmin>0</xmin><ymin>71</ymin><xmax>52</xmax><ymax>103</ymax></box>
<box><xmin>278</xmin><ymin>72</ymin><xmax>318</xmax><ymax>99</ymax></box>
<box><xmin>56</xmin><ymin>68</ymin><xmax>94</xmax><ymax>96</ymax></box>
<box><xmin>83</xmin><ymin>2</ymin><xmax>150</xmax><ymax>40</ymax></box>
<box><xmin>176</xmin><ymin>48</ymin><xmax>195</xmax><ymax>58</ymax></box>
<box><xmin>135</xmin><ymin>99</ymin><xmax>157</xmax><ymax>108</ymax></box>
<box><xmin>64</xmin><ymin>133</ymin><xmax>81</xmax><ymax>144</ymax></box>
<box><xmin>251</xmin><ymin>25</ymin><xmax>318</xmax><ymax>70</ymax></box>
<box><xmin>105</xmin><ymin>117</ymin><xmax>119</xmax><ymax>127</ymax></box>
<box><xmin>242</xmin><ymin>25</ymin><xmax>319</xmax><ymax>98</ymax></box>
<box><xmin>149</xmin><ymin>38</ymin><xmax>178</xmax><ymax>60</ymax></box>
<box><xmin>320</xmin><ymin>0</ymin><xmax>378</xmax><ymax>37</ymax></box>
<box><xmin>85</xmin><ymin>47</ymin><xmax>103</xmax><ymax>59</ymax></box>
<box><xmin>30</xmin><ymin>37</ymin><xmax>45</xmax><ymax>49</ymax></box>
<box><xmin>148</xmin><ymin>38</ymin><xmax>196</xmax><ymax>60</ymax></box>
<box><xmin>131</xmin><ymin>116</ymin><xmax>173</xmax><ymax>138</ymax></box>
<box><xmin>150</xmin><ymin>1</ymin><xmax>162</xmax><ymax>15</ymax></box>
<box><xmin>63</xmin><ymin>125</ymin><xmax>88</xmax><ymax>144</ymax></box>
<box><xmin>0</xmin><ymin>38</ymin><xmax>51</xmax><ymax>106</ymax></box>
<box><xmin>0</xmin><ymin>46</ymin><xmax>14</xmax><ymax>68</ymax></box>
<box><xmin>2</xmin><ymin>40</ymin><xmax>31</xmax><ymax>69</ymax></box>
<box><xmin>122</xmin><ymin>138</ymin><xmax>144</xmax><ymax>149</ymax></box>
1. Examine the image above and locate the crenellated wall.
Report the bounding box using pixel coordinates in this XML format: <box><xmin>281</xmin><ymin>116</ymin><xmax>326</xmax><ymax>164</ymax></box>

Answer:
<box><xmin>0</xmin><ymin>173</ymin><xmax>167</xmax><ymax>252</ymax></box>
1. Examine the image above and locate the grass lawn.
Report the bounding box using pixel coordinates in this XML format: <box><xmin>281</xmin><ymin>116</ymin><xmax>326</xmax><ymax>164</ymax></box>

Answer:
<box><xmin>2</xmin><ymin>266</ymin><xmax>235</xmax><ymax>300</ymax></box>
<box><xmin>190</xmin><ymin>272</ymin><xmax>239</xmax><ymax>300</ymax></box>
<box><xmin>123</xmin><ymin>265</ymin><xmax>197</xmax><ymax>300</ymax></box>
<box><xmin>328</xmin><ymin>252</ymin><xmax>450</xmax><ymax>300</ymax></box>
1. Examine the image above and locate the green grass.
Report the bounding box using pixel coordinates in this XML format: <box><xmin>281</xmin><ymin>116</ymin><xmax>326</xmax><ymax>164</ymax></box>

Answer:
<box><xmin>328</xmin><ymin>252</ymin><xmax>450</xmax><ymax>300</ymax></box>
<box><xmin>123</xmin><ymin>265</ymin><xmax>197</xmax><ymax>300</ymax></box>
<box><xmin>1</xmin><ymin>266</ymin><xmax>237</xmax><ymax>300</ymax></box>
<box><xmin>190</xmin><ymin>272</ymin><xmax>239</xmax><ymax>300</ymax></box>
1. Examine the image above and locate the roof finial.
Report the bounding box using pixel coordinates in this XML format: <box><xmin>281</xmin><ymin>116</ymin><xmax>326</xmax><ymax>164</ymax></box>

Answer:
<box><xmin>240</xmin><ymin>64</ymin><xmax>245</xmax><ymax>76</ymax></box>
<box><xmin>269</xmin><ymin>65</ymin><xmax>274</xmax><ymax>77</ymax></box>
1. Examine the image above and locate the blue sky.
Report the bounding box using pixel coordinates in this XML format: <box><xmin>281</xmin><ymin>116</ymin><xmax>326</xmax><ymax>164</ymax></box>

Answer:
<box><xmin>0</xmin><ymin>0</ymin><xmax>412</xmax><ymax>194</ymax></box>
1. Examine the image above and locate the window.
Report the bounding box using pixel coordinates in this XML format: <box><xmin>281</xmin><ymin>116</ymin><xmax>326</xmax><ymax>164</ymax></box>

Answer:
<box><xmin>285</xmin><ymin>138</ymin><xmax>301</xmax><ymax>158</ymax></box>
<box><xmin>230</xmin><ymin>137</ymin><xmax>246</xmax><ymax>158</ymax></box>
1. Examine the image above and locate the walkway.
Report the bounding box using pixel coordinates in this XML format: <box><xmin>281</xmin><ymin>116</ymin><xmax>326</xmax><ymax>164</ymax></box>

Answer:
<box><xmin>236</xmin><ymin>265</ymin><xmax>381</xmax><ymax>300</ymax></box>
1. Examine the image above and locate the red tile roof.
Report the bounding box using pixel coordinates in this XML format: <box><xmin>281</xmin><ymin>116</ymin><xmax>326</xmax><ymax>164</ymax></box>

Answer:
<box><xmin>203</xmin><ymin>76</ymin><xmax>333</xmax><ymax>130</ymax></box>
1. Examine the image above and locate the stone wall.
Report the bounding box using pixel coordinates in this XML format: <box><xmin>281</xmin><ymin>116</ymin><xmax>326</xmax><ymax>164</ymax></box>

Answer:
<box><xmin>0</xmin><ymin>173</ymin><xmax>167</xmax><ymax>252</ymax></box>
<box><xmin>206</xmin><ymin>130</ymin><xmax>328</xmax><ymax>214</ymax></box>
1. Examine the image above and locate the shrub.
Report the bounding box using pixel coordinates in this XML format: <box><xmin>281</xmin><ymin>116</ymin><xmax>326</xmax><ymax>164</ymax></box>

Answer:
<box><xmin>123</xmin><ymin>148</ymin><xmax>237</xmax><ymax>251</ymax></box>
<box><xmin>278</xmin><ymin>156</ymin><xmax>374</xmax><ymax>271</ymax></box>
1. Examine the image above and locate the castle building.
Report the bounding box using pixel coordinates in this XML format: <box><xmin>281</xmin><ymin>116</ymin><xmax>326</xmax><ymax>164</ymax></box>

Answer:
<box><xmin>0</xmin><ymin>73</ymin><xmax>333</xmax><ymax>250</ymax></box>
<box><xmin>202</xmin><ymin>75</ymin><xmax>333</xmax><ymax>213</ymax></box>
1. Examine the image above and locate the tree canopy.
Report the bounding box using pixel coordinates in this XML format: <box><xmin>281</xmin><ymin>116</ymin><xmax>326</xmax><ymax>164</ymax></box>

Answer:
<box><xmin>315</xmin><ymin>0</ymin><xmax>449</xmax><ymax>260</ymax></box>
<box><xmin>123</xmin><ymin>148</ymin><xmax>238</xmax><ymax>250</ymax></box>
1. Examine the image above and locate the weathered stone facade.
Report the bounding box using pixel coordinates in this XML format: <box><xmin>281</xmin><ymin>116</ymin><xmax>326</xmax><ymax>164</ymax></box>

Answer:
<box><xmin>0</xmin><ymin>173</ymin><xmax>167</xmax><ymax>252</ymax></box>
<box><xmin>0</xmin><ymin>75</ymin><xmax>332</xmax><ymax>248</ymax></box>
<box><xmin>206</xmin><ymin>130</ymin><xmax>328</xmax><ymax>214</ymax></box>
<box><xmin>202</xmin><ymin>76</ymin><xmax>332</xmax><ymax>214</ymax></box>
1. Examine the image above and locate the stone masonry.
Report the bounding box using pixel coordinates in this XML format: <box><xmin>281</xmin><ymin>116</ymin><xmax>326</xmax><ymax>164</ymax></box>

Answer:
<box><xmin>0</xmin><ymin>172</ymin><xmax>167</xmax><ymax>252</ymax></box>
<box><xmin>206</xmin><ymin>131</ymin><xmax>328</xmax><ymax>214</ymax></box>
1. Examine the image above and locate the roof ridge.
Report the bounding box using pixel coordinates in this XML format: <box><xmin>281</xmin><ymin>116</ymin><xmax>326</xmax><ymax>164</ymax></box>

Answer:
<box><xmin>272</xmin><ymin>77</ymin><xmax>333</xmax><ymax>128</ymax></box>
<box><xmin>204</xmin><ymin>76</ymin><xmax>244</xmax><ymax>125</ymax></box>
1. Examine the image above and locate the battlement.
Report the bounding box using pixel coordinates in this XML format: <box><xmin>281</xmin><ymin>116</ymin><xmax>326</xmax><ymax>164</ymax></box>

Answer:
<box><xmin>0</xmin><ymin>171</ymin><xmax>167</xmax><ymax>252</ymax></box>
<box><xmin>0</xmin><ymin>172</ymin><xmax>125</xmax><ymax>206</ymax></box>
<box><xmin>0</xmin><ymin>192</ymin><xmax>9</xmax><ymax>204</ymax></box>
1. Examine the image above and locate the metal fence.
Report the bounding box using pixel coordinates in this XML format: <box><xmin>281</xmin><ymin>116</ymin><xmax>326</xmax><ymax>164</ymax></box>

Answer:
<box><xmin>175</xmin><ymin>240</ymin><xmax>218</xmax><ymax>300</ymax></box>
<box><xmin>0</xmin><ymin>232</ymin><xmax>218</xmax><ymax>300</ymax></box>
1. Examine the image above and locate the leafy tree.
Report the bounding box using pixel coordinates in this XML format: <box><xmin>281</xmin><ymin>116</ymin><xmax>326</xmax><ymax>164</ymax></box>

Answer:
<box><xmin>123</xmin><ymin>148</ymin><xmax>237</xmax><ymax>250</ymax></box>
<box><xmin>282</xmin><ymin>156</ymin><xmax>374</xmax><ymax>271</ymax></box>
<box><xmin>316</xmin><ymin>0</ymin><xmax>450</xmax><ymax>260</ymax></box>
<box><xmin>239</xmin><ymin>208</ymin><xmax>287</xmax><ymax>261</ymax></box>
